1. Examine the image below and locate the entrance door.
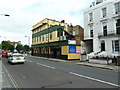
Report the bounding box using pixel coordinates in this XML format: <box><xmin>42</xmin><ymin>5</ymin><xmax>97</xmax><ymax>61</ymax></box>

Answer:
<box><xmin>53</xmin><ymin>48</ymin><xmax>57</xmax><ymax>58</ymax></box>
<box><xmin>101</xmin><ymin>41</ymin><xmax>105</xmax><ymax>51</ymax></box>
<box><xmin>103</xmin><ymin>30</ymin><xmax>107</xmax><ymax>36</ymax></box>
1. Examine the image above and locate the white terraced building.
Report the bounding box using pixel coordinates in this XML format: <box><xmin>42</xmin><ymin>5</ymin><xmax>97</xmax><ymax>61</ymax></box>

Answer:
<box><xmin>81</xmin><ymin>0</ymin><xmax>120</xmax><ymax>60</ymax></box>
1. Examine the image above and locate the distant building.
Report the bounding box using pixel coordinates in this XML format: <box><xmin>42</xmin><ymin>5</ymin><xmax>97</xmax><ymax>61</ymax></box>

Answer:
<box><xmin>31</xmin><ymin>18</ymin><xmax>84</xmax><ymax>60</ymax></box>
<box><xmin>9</xmin><ymin>41</ymin><xmax>21</xmax><ymax>48</ymax></box>
<box><xmin>81</xmin><ymin>0</ymin><xmax>120</xmax><ymax>60</ymax></box>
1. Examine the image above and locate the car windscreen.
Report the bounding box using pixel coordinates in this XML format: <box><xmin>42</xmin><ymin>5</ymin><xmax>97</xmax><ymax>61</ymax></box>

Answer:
<box><xmin>13</xmin><ymin>55</ymin><xmax>24</xmax><ymax>58</ymax></box>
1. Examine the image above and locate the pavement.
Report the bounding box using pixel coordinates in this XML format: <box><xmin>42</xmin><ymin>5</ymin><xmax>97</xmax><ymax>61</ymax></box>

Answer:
<box><xmin>3</xmin><ymin>57</ymin><xmax>118</xmax><ymax>88</ymax></box>
<box><xmin>30</xmin><ymin>55</ymin><xmax>120</xmax><ymax>72</ymax></box>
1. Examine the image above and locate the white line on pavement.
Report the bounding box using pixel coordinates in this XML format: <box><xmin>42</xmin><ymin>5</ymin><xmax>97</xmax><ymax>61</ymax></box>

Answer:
<box><xmin>2</xmin><ymin>64</ymin><xmax>20</xmax><ymax>89</ymax></box>
<box><xmin>29</xmin><ymin>61</ymin><xmax>33</xmax><ymax>62</ymax></box>
<box><xmin>37</xmin><ymin>63</ymin><xmax>41</xmax><ymax>65</ymax></box>
<box><xmin>69</xmin><ymin>72</ymin><xmax>120</xmax><ymax>87</ymax></box>
<box><xmin>40</xmin><ymin>64</ymin><xmax>55</xmax><ymax>69</ymax></box>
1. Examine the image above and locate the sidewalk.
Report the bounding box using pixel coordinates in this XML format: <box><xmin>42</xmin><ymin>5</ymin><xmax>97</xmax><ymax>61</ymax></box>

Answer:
<box><xmin>30</xmin><ymin>55</ymin><xmax>120</xmax><ymax>72</ymax></box>
<box><xmin>76</xmin><ymin>61</ymin><xmax>120</xmax><ymax>72</ymax></box>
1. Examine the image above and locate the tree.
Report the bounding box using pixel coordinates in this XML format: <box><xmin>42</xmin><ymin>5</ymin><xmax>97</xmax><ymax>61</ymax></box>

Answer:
<box><xmin>0</xmin><ymin>44</ymin><xmax>2</xmax><ymax>49</ymax></box>
<box><xmin>1</xmin><ymin>41</ymin><xmax>14</xmax><ymax>51</ymax></box>
<box><xmin>9</xmin><ymin>44</ymin><xmax>14</xmax><ymax>52</ymax></box>
<box><xmin>23</xmin><ymin>45</ymin><xmax>30</xmax><ymax>51</ymax></box>
<box><xmin>16</xmin><ymin>44</ymin><xmax>24</xmax><ymax>52</ymax></box>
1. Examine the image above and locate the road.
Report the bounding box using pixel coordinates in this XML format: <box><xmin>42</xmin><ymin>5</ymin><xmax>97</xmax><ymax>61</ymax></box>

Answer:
<box><xmin>2</xmin><ymin>56</ymin><xmax>119</xmax><ymax>88</ymax></box>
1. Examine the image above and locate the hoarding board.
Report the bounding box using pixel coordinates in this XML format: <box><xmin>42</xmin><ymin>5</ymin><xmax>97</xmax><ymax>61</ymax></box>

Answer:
<box><xmin>76</xmin><ymin>46</ymin><xmax>81</xmax><ymax>53</ymax></box>
<box><xmin>69</xmin><ymin>46</ymin><xmax>76</xmax><ymax>53</ymax></box>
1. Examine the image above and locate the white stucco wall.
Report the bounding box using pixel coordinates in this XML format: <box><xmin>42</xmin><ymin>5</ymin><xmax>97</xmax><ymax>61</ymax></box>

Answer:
<box><xmin>84</xmin><ymin>0</ymin><xmax>120</xmax><ymax>55</ymax></box>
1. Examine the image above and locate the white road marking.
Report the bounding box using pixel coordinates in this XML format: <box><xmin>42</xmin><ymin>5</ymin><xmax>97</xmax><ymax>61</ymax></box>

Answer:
<box><xmin>29</xmin><ymin>61</ymin><xmax>33</xmax><ymax>62</ymax></box>
<box><xmin>37</xmin><ymin>63</ymin><xmax>40</xmax><ymax>65</ymax></box>
<box><xmin>2</xmin><ymin>64</ymin><xmax>20</xmax><ymax>89</ymax></box>
<box><xmin>40</xmin><ymin>64</ymin><xmax>55</xmax><ymax>69</ymax></box>
<box><xmin>69</xmin><ymin>72</ymin><xmax>120</xmax><ymax>87</ymax></box>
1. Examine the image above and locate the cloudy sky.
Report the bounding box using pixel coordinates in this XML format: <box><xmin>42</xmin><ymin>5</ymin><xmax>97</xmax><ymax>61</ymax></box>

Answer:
<box><xmin>0</xmin><ymin>0</ymin><xmax>94</xmax><ymax>46</ymax></box>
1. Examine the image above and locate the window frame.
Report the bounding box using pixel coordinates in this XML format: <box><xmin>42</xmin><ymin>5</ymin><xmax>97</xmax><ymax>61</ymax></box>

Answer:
<box><xmin>114</xmin><ymin>2</ymin><xmax>120</xmax><ymax>14</ymax></box>
<box><xmin>89</xmin><ymin>12</ymin><xmax>93</xmax><ymax>22</ymax></box>
<box><xmin>50</xmin><ymin>32</ymin><xmax>52</xmax><ymax>40</ymax></box>
<box><xmin>89</xmin><ymin>25</ymin><xmax>93</xmax><ymax>37</ymax></box>
<box><xmin>112</xmin><ymin>40</ymin><xmax>120</xmax><ymax>52</ymax></box>
<box><xmin>102</xmin><ymin>7</ymin><xmax>107</xmax><ymax>18</ymax></box>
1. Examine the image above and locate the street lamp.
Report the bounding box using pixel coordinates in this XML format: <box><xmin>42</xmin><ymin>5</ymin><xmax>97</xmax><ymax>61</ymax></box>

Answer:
<box><xmin>0</xmin><ymin>14</ymin><xmax>10</xmax><ymax>16</ymax></box>
<box><xmin>47</xmin><ymin>19</ymin><xmax>50</xmax><ymax>59</ymax></box>
<box><xmin>25</xmin><ymin>36</ymin><xmax>30</xmax><ymax>47</ymax></box>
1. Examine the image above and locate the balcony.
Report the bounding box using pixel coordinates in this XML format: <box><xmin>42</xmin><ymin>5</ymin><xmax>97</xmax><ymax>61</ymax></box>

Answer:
<box><xmin>98</xmin><ymin>30</ymin><xmax>120</xmax><ymax>38</ymax></box>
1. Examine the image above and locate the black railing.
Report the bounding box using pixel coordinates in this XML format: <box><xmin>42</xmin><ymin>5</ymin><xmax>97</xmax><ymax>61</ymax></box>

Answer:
<box><xmin>98</xmin><ymin>30</ymin><xmax>120</xmax><ymax>38</ymax></box>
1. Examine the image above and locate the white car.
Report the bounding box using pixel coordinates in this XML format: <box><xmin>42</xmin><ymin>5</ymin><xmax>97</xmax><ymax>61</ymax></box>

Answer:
<box><xmin>8</xmin><ymin>53</ymin><xmax>25</xmax><ymax>64</ymax></box>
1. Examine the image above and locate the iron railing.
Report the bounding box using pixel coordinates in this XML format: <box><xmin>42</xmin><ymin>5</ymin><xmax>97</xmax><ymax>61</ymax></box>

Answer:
<box><xmin>98</xmin><ymin>30</ymin><xmax>120</xmax><ymax>38</ymax></box>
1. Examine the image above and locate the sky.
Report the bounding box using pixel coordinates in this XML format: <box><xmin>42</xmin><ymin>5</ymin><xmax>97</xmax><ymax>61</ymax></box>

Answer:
<box><xmin>0</xmin><ymin>0</ymin><xmax>94</xmax><ymax>46</ymax></box>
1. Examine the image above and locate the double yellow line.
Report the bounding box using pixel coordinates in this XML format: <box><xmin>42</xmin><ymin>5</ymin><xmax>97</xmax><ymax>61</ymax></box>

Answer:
<box><xmin>2</xmin><ymin>64</ymin><xmax>20</xmax><ymax>90</ymax></box>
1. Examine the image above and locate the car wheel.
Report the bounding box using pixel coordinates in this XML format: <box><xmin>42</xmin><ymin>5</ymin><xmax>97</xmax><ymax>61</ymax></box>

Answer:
<box><xmin>22</xmin><ymin>62</ymin><xmax>24</xmax><ymax>64</ymax></box>
<box><xmin>10</xmin><ymin>62</ymin><xmax>14</xmax><ymax>65</ymax></box>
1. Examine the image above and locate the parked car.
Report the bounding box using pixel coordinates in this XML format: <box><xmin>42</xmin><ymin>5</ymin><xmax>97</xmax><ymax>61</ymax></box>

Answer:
<box><xmin>2</xmin><ymin>50</ymin><xmax>10</xmax><ymax>58</ymax></box>
<box><xmin>8</xmin><ymin>53</ymin><xmax>25</xmax><ymax>64</ymax></box>
<box><xmin>0</xmin><ymin>49</ymin><xmax>2</xmax><ymax>60</ymax></box>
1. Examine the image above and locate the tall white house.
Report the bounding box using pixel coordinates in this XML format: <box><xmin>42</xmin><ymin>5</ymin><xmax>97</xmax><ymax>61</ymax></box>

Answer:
<box><xmin>81</xmin><ymin>0</ymin><xmax>120</xmax><ymax>60</ymax></box>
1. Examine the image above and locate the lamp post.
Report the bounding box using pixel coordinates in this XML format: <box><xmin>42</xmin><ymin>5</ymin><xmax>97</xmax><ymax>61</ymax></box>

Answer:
<box><xmin>0</xmin><ymin>14</ymin><xmax>10</xmax><ymax>16</ymax></box>
<box><xmin>47</xmin><ymin>19</ymin><xmax>50</xmax><ymax>59</ymax></box>
<box><xmin>25</xmin><ymin>36</ymin><xmax>30</xmax><ymax>47</ymax></box>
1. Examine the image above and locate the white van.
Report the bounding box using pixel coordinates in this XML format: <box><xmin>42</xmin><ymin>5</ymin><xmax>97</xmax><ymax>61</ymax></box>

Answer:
<box><xmin>8</xmin><ymin>53</ymin><xmax>25</xmax><ymax>64</ymax></box>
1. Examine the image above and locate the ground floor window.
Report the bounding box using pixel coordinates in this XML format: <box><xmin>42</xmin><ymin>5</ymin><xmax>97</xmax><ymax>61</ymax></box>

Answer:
<box><xmin>112</xmin><ymin>40</ymin><xmax>120</xmax><ymax>52</ymax></box>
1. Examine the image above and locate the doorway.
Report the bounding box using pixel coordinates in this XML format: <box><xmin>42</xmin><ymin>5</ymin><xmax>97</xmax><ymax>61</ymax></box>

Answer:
<box><xmin>101</xmin><ymin>40</ymin><xmax>105</xmax><ymax>51</ymax></box>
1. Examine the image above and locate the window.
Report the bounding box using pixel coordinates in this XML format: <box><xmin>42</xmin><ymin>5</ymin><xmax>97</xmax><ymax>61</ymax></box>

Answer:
<box><xmin>57</xmin><ymin>28</ymin><xmax>63</xmax><ymax>37</ymax></box>
<box><xmin>116</xmin><ymin>19</ymin><xmax>120</xmax><ymax>34</ymax></box>
<box><xmin>36</xmin><ymin>37</ymin><xmax>39</xmax><ymax>43</ymax></box>
<box><xmin>50</xmin><ymin>33</ymin><xmax>52</xmax><ymax>40</ymax></box>
<box><xmin>112</xmin><ymin>40</ymin><xmax>120</xmax><ymax>52</ymax></box>
<box><xmin>114</xmin><ymin>2</ymin><xmax>120</xmax><ymax>14</ymax></box>
<box><xmin>42</xmin><ymin>35</ymin><xmax>44</xmax><ymax>41</ymax></box>
<box><xmin>46</xmin><ymin>34</ymin><xmax>48</xmax><ymax>41</ymax></box>
<box><xmin>90</xmin><ymin>26</ymin><xmax>93</xmax><ymax>37</ymax></box>
<box><xmin>32</xmin><ymin>38</ymin><xmax>34</xmax><ymax>43</ymax></box>
<box><xmin>102</xmin><ymin>22</ymin><xmax>107</xmax><ymax>36</ymax></box>
<box><xmin>102</xmin><ymin>7</ymin><xmax>107</xmax><ymax>17</ymax></box>
<box><xmin>39</xmin><ymin>27</ymin><xmax>42</xmax><ymax>31</ymax></box>
<box><xmin>39</xmin><ymin>36</ymin><xmax>41</xmax><ymax>42</ymax></box>
<box><xmin>73</xmin><ymin>31</ymin><xmax>76</xmax><ymax>36</ymax></box>
<box><xmin>89</xmin><ymin>13</ymin><xmax>93</xmax><ymax>22</ymax></box>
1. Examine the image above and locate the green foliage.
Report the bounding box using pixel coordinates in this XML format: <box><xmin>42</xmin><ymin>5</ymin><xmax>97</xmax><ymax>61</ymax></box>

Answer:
<box><xmin>23</xmin><ymin>45</ymin><xmax>30</xmax><ymax>51</ymax></box>
<box><xmin>0</xmin><ymin>44</ymin><xmax>2</xmax><ymax>49</ymax></box>
<box><xmin>1</xmin><ymin>41</ymin><xmax>14</xmax><ymax>51</ymax></box>
<box><xmin>1</xmin><ymin>41</ymin><xmax>30</xmax><ymax>52</ymax></box>
<box><xmin>16</xmin><ymin>44</ymin><xmax>30</xmax><ymax>52</ymax></box>
<box><xmin>16</xmin><ymin>44</ymin><xmax>23</xmax><ymax>52</ymax></box>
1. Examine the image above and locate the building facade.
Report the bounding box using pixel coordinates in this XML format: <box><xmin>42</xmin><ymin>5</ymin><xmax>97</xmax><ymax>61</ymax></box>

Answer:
<box><xmin>32</xmin><ymin>18</ymin><xmax>84</xmax><ymax>60</ymax></box>
<box><xmin>81</xmin><ymin>0</ymin><xmax>120</xmax><ymax>60</ymax></box>
<box><xmin>9</xmin><ymin>41</ymin><xmax>21</xmax><ymax>49</ymax></box>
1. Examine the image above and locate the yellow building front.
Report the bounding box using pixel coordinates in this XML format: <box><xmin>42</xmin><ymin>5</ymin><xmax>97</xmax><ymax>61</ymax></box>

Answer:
<box><xmin>31</xmin><ymin>18</ymin><xmax>81</xmax><ymax>60</ymax></box>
